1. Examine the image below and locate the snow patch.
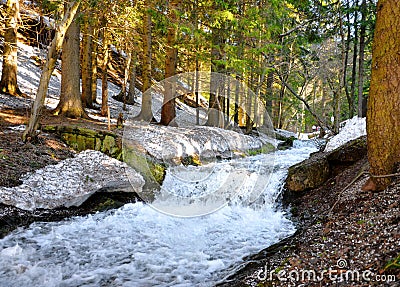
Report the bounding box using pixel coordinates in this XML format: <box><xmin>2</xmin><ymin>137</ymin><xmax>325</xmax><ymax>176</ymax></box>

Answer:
<box><xmin>324</xmin><ymin>116</ymin><xmax>366</xmax><ymax>152</ymax></box>
<box><xmin>0</xmin><ymin>150</ymin><xmax>144</xmax><ymax>211</ymax></box>
<box><xmin>275</xmin><ymin>129</ymin><xmax>297</xmax><ymax>139</ymax></box>
<box><xmin>124</xmin><ymin>122</ymin><xmax>278</xmax><ymax>161</ymax></box>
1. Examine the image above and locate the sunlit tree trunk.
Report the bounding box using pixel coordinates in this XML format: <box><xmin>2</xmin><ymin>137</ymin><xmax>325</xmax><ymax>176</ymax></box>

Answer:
<box><xmin>100</xmin><ymin>23</ymin><xmax>110</xmax><ymax>117</ymax></box>
<box><xmin>265</xmin><ymin>70</ymin><xmax>274</xmax><ymax>116</ymax></box>
<box><xmin>135</xmin><ymin>0</ymin><xmax>154</xmax><ymax>121</ymax></box>
<box><xmin>364</xmin><ymin>0</ymin><xmax>400</xmax><ymax>191</ymax></box>
<box><xmin>0</xmin><ymin>0</ymin><xmax>22</xmax><ymax>96</ymax></box>
<box><xmin>23</xmin><ymin>1</ymin><xmax>81</xmax><ymax>141</ymax></box>
<box><xmin>206</xmin><ymin>25</ymin><xmax>225</xmax><ymax>127</ymax></box>
<box><xmin>127</xmin><ymin>50</ymin><xmax>137</xmax><ymax>105</ymax></box>
<box><xmin>54</xmin><ymin>8</ymin><xmax>86</xmax><ymax>118</ymax></box>
<box><xmin>161</xmin><ymin>0</ymin><xmax>178</xmax><ymax>126</ymax></box>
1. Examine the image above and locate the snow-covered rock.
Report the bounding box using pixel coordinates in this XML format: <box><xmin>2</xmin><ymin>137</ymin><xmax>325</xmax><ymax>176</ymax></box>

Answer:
<box><xmin>324</xmin><ymin>116</ymin><xmax>366</xmax><ymax>152</ymax></box>
<box><xmin>0</xmin><ymin>151</ymin><xmax>144</xmax><ymax>211</ymax></box>
<box><xmin>123</xmin><ymin>123</ymin><xmax>277</xmax><ymax>162</ymax></box>
<box><xmin>275</xmin><ymin>129</ymin><xmax>297</xmax><ymax>139</ymax></box>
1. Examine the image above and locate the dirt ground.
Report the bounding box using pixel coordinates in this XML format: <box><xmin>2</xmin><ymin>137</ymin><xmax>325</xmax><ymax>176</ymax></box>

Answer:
<box><xmin>0</xmin><ymin>104</ymin><xmax>116</xmax><ymax>188</ymax></box>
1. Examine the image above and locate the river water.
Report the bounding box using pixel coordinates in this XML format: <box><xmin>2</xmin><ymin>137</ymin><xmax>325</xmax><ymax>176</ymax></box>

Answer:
<box><xmin>0</xmin><ymin>141</ymin><xmax>317</xmax><ymax>287</ymax></box>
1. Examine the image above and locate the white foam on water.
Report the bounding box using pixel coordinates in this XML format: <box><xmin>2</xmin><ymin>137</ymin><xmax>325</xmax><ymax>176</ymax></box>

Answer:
<box><xmin>0</xmin><ymin>142</ymin><xmax>317</xmax><ymax>287</ymax></box>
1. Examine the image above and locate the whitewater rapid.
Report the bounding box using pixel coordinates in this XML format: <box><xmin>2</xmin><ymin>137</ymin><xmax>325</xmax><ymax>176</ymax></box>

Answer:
<box><xmin>0</xmin><ymin>141</ymin><xmax>317</xmax><ymax>287</ymax></box>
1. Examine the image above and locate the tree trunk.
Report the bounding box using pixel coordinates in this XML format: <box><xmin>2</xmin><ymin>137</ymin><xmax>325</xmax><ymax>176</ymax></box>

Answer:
<box><xmin>135</xmin><ymin>0</ymin><xmax>154</xmax><ymax>121</ymax></box>
<box><xmin>363</xmin><ymin>0</ymin><xmax>400</xmax><ymax>191</ymax></box>
<box><xmin>0</xmin><ymin>0</ymin><xmax>22</xmax><ymax>96</ymax></box>
<box><xmin>265</xmin><ymin>70</ymin><xmax>274</xmax><ymax>115</ymax></box>
<box><xmin>350</xmin><ymin>0</ymin><xmax>359</xmax><ymax>117</ymax></box>
<box><xmin>206</xmin><ymin>26</ymin><xmax>225</xmax><ymax>127</ymax></box>
<box><xmin>91</xmin><ymin>29</ymin><xmax>99</xmax><ymax>104</ymax></box>
<box><xmin>344</xmin><ymin>0</ymin><xmax>354</xmax><ymax>118</ymax></box>
<box><xmin>161</xmin><ymin>0</ymin><xmax>178</xmax><ymax>126</ymax></box>
<box><xmin>127</xmin><ymin>50</ymin><xmax>137</xmax><ymax>105</ymax></box>
<box><xmin>23</xmin><ymin>1</ymin><xmax>81</xmax><ymax>141</ymax></box>
<box><xmin>53</xmin><ymin>8</ymin><xmax>85</xmax><ymax>118</ymax></box>
<box><xmin>81</xmin><ymin>17</ymin><xmax>94</xmax><ymax>108</ymax></box>
<box><xmin>100</xmin><ymin>26</ymin><xmax>109</xmax><ymax>117</ymax></box>
<box><xmin>357</xmin><ymin>0</ymin><xmax>367</xmax><ymax>117</ymax></box>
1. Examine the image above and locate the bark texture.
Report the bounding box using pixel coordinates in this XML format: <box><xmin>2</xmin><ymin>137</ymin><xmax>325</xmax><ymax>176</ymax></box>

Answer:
<box><xmin>161</xmin><ymin>0</ymin><xmax>178</xmax><ymax>126</ymax></box>
<box><xmin>135</xmin><ymin>0</ymin><xmax>154</xmax><ymax>121</ymax></box>
<box><xmin>365</xmin><ymin>0</ymin><xmax>400</xmax><ymax>191</ymax></box>
<box><xmin>81</xmin><ymin>17</ymin><xmax>94</xmax><ymax>108</ymax></box>
<box><xmin>54</xmin><ymin>10</ymin><xmax>85</xmax><ymax>118</ymax></box>
<box><xmin>0</xmin><ymin>0</ymin><xmax>22</xmax><ymax>96</ymax></box>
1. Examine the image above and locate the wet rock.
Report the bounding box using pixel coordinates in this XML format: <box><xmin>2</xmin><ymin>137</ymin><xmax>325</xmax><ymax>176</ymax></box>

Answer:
<box><xmin>283</xmin><ymin>136</ymin><xmax>367</xmax><ymax>199</ymax></box>
<box><xmin>326</xmin><ymin>135</ymin><xmax>367</xmax><ymax>164</ymax></box>
<box><xmin>274</xmin><ymin>129</ymin><xmax>297</xmax><ymax>150</ymax></box>
<box><xmin>285</xmin><ymin>152</ymin><xmax>330</xmax><ymax>192</ymax></box>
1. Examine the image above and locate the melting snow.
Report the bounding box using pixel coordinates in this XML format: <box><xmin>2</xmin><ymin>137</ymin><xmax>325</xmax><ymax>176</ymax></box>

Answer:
<box><xmin>324</xmin><ymin>116</ymin><xmax>366</xmax><ymax>152</ymax></box>
<box><xmin>0</xmin><ymin>151</ymin><xmax>144</xmax><ymax>211</ymax></box>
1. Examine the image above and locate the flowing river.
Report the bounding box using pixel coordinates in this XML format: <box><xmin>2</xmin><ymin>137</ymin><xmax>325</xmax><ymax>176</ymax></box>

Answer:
<box><xmin>0</xmin><ymin>141</ymin><xmax>317</xmax><ymax>287</ymax></box>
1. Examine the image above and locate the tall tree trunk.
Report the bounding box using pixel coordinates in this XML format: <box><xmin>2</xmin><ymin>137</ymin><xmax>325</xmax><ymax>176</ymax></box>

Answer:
<box><xmin>350</xmin><ymin>0</ymin><xmax>359</xmax><ymax>117</ymax></box>
<box><xmin>53</xmin><ymin>8</ymin><xmax>85</xmax><ymax>118</ymax></box>
<box><xmin>91</xmin><ymin>29</ymin><xmax>99</xmax><ymax>104</ymax></box>
<box><xmin>364</xmin><ymin>0</ymin><xmax>400</xmax><ymax>191</ymax></box>
<box><xmin>344</xmin><ymin>0</ymin><xmax>354</xmax><ymax>118</ymax></box>
<box><xmin>0</xmin><ymin>0</ymin><xmax>22</xmax><ymax>96</ymax></box>
<box><xmin>127</xmin><ymin>50</ymin><xmax>137</xmax><ymax>105</ymax></box>
<box><xmin>265</xmin><ymin>70</ymin><xmax>274</xmax><ymax>115</ymax></box>
<box><xmin>81</xmin><ymin>16</ymin><xmax>94</xmax><ymax>108</ymax></box>
<box><xmin>23</xmin><ymin>1</ymin><xmax>81</xmax><ymax>141</ymax></box>
<box><xmin>195</xmin><ymin>60</ymin><xmax>200</xmax><ymax>125</ymax></box>
<box><xmin>206</xmin><ymin>25</ymin><xmax>225</xmax><ymax>127</ymax></box>
<box><xmin>161</xmin><ymin>0</ymin><xmax>178</xmax><ymax>126</ymax></box>
<box><xmin>100</xmin><ymin>26</ymin><xmax>109</xmax><ymax>117</ymax></box>
<box><xmin>357</xmin><ymin>0</ymin><xmax>367</xmax><ymax>117</ymax></box>
<box><xmin>245</xmin><ymin>73</ymin><xmax>253</xmax><ymax>134</ymax></box>
<box><xmin>135</xmin><ymin>0</ymin><xmax>154</xmax><ymax>121</ymax></box>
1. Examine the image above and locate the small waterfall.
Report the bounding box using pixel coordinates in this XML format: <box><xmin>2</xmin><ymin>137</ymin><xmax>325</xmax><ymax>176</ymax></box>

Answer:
<box><xmin>0</xmin><ymin>141</ymin><xmax>317</xmax><ymax>287</ymax></box>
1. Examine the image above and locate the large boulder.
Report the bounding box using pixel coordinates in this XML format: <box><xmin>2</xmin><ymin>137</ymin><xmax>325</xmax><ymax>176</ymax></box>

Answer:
<box><xmin>284</xmin><ymin>136</ymin><xmax>366</xmax><ymax>196</ymax></box>
<box><xmin>285</xmin><ymin>152</ymin><xmax>330</xmax><ymax>192</ymax></box>
<box><xmin>327</xmin><ymin>135</ymin><xmax>367</xmax><ymax>164</ymax></box>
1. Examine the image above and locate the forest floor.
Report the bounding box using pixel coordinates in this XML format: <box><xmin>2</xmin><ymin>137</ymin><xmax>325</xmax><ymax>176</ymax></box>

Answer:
<box><xmin>219</xmin><ymin>156</ymin><xmax>400</xmax><ymax>286</ymax></box>
<box><xmin>0</xmin><ymin>107</ymin><xmax>76</xmax><ymax>188</ymax></box>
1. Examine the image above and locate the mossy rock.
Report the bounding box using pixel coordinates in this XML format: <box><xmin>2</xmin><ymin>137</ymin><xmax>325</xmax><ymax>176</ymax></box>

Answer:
<box><xmin>75</xmin><ymin>127</ymin><xmax>100</xmax><ymax>138</ymax></box>
<box><xmin>247</xmin><ymin>142</ymin><xmax>275</xmax><ymax>156</ymax></box>
<box><xmin>85</xmin><ymin>137</ymin><xmax>95</xmax><ymax>150</ymax></box>
<box><xmin>76</xmin><ymin>135</ymin><xmax>86</xmax><ymax>150</ymax></box>
<box><xmin>181</xmin><ymin>154</ymin><xmax>201</xmax><ymax>166</ymax></box>
<box><xmin>102</xmin><ymin>135</ymin><xmax>116</xmax><ymax>153</ymax></box>
<box><xmin>285</xmin><ymin>152</ymin><xmax>330</xmax><ymax>193</ymax></box>
<box><xmin>95</xmin><ymin>138</ymin><xmax>102</xmax><ymax>151</ymax></box>
<box><xmin>63</xmin><ymin>133</ymin><xmax>78</xmax><ymax>150</ymax></box>
<box><xmin>122</xmin><ymin>146</ymin><xmax>167</xmax><ymax>193</ymax></box>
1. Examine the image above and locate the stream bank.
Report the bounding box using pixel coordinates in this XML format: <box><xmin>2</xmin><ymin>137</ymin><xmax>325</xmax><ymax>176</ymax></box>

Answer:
<box><xmin>217</xmin><ymin>138</ymin><xmax>400</xmax><ymax>287</ymax></box>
